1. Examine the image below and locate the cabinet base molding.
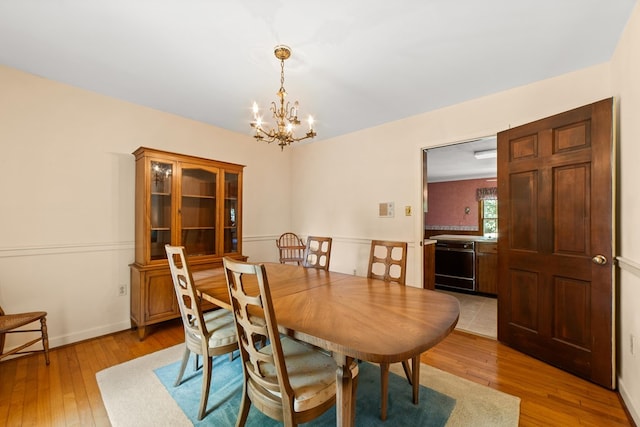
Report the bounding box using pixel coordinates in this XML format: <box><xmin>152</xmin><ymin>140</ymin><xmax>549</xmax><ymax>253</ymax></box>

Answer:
<box><xmin>130</xmin><ymin>256</ymin><xmax>246</xmax><ymax>340</ymax></box>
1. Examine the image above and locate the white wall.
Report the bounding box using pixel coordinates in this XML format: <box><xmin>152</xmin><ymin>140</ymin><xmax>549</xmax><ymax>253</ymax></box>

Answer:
<box><xmin>611</xmin><ymin>2</ymin><xmax>640</xmax><ymax>422</ymax></box>
<box><xmin>291</xmin><ymin>63</ymin><xmax>612</xmax><ymax>286</ymax></box>
<box><xmin>0</xmin><ymin>65</ymin><xmax>287</xmax><ymax>349</ymax></box>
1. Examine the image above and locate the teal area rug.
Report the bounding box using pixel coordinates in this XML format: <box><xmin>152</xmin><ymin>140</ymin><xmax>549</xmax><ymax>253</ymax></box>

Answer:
<box><xmin>97</xmin><ymin>344</ymin><xmax>520</xmax><ymax>426</ymax></box>
<box><xmin>154</xmin><ymin>352</ymin><xmax>455</xmax><ymax>426</ymax></box>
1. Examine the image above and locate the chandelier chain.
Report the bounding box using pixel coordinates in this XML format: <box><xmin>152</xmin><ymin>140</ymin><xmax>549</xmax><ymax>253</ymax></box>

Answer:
<box><xmin>280</xmin><ymin>58</ymin><xmax>285</xmax><ymax>92</ymax></box>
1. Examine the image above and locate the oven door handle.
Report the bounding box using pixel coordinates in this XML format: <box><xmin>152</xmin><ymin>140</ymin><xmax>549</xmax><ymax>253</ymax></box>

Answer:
<box><xmin>435</xmin><ymin>247</ymin><xmax>475</xmax><ymax>253</ymax></box>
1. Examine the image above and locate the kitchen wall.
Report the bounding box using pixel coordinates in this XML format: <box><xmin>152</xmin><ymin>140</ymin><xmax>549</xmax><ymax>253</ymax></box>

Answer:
<box><xmin>425</xmin><ymin>178</ymin><xmax>496</xmax><ymax>233</ymax></box>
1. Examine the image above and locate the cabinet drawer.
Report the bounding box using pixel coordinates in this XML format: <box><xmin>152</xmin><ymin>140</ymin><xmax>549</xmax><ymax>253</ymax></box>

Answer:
<box><xmin>476</xmin><ymin>243</ymin><xmax>497</xmax><ymax>254</ymax></box>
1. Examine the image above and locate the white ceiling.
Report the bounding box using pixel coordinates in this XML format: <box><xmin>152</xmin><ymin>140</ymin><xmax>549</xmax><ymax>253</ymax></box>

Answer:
<box><xmin>0</xmin><ymin>1</ymin><xmax>635</xmax><ymax>145</ymax></box>
<box><xmin>426</xmin><ymin>136</ymin><xmax>497</xmax><ymax>182</ymax></box>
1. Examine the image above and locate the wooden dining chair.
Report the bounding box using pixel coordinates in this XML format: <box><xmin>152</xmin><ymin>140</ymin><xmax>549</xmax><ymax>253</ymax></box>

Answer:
<box><xmin>302</xmin><ymin>236</ymin><xmax>332</xmax><ymax>271</ymax></box>
<box><xmin>223</xmin><ymin>257</ymin><xmax>357</xmax><ymax>426</ymax></box>
<box><xmin>0</xmin><ymin>306</ymin><xmax>50</xmax><ymax>365</ymax></box>
<box><xmin>165</xmin><ymin>245</ymin><xmax>239</xmax><ymax>420</ymax></box>
<box><xmin>276</xmin><ymin>232</ymin><xmax>306</xmax><ymax>265</ymax></box>
<box><xmin>367</xmin><ymin>240</ymin><xmax>415</xmax><ymax>421</ymax></box>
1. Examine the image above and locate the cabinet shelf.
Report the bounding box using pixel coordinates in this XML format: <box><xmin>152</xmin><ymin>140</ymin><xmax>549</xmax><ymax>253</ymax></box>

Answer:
<box><xmin>182</xmin><ymin>194</ymin><xmax>216</xmax><ymax>199</ymax></box>
<box><xmin>181</xmin><ymin>226</ymin><xmax>215</xmax><ymax>230</ymax></box>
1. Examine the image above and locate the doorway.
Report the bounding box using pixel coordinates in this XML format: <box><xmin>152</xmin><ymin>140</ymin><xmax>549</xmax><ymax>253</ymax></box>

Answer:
<box><xmin>423</xmin><ymin>136</ymin><xmax>498</xmax><ymax>338</ymax></box>
<box><xmin>423</xmin><ymin>99</ymin><xmax>615</xmax><ymax>389</ymax></box>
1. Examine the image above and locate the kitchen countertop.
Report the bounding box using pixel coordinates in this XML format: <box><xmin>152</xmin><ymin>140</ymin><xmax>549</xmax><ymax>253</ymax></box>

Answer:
<box><xmin>429</xmin><ymin>234</ymin><xmax>497</xmax><ymax>243</ymax></box>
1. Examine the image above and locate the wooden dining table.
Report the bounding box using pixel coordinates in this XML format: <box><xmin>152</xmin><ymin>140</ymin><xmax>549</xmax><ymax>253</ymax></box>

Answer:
<box><xmin>193</xmin><ymin>262</ymin><xmax>460</xmax><ymax>427</ymax></box>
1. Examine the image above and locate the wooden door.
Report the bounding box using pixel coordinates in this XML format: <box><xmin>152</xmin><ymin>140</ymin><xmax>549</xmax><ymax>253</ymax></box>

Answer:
<box><xmin>497</xmin><ymin>98</ymin><xmax>614</xmax><ymax>388</ymax></box>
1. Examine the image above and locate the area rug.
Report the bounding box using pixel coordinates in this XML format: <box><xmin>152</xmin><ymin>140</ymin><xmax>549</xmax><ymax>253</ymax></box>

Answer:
<box><xmin>97</xmin><ymin>345</ymin><xmax>519</xmax><ymax>426</ymax></box>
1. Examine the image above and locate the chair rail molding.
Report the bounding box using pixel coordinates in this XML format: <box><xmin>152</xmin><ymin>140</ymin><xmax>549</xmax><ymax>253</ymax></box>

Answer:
<box><xmin>617</xmin><ymin>256</ymin><xmax>640</xmax><ymax>278</ymax></box>
<box><xmin>0</xmin><ymin>241</ymin><xmax>134</xmax><ymax>258</ymax></box>
<box><xmin>244</xmin><ymin>234</ymin><xmax>416</xmax><ymax>247</ymax></box>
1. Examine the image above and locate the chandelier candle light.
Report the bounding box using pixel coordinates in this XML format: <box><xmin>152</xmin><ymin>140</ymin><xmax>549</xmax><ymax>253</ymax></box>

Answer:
<box><xmin>251</xmin><ymin>45</ymin><xmax>316</xmax><ymax>150</ymax></box>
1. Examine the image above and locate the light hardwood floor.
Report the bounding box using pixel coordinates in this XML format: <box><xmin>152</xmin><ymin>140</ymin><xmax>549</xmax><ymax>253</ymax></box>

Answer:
<box><xmin>0</xmin><ymin>319</ymin><xmax>633</xmax><ymax>426</ymax></box>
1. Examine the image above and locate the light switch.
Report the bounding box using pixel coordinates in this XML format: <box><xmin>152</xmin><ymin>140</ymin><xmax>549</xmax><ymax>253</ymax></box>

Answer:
<box><xmin>405</xmin><ymin>206</ymin><xmax>412</xmax><ymax>216</ymax></box>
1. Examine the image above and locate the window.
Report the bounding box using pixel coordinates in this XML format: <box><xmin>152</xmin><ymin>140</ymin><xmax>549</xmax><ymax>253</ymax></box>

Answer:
<box><xmin>482</xmin><ymin>199</ymin><xmax>498</xmax><ymax>238</ymax></box>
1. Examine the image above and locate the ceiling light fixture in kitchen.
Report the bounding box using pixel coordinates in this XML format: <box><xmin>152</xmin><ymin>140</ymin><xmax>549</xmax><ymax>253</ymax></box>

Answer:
<box><xmin>473</xmin><ymin>149</ymin><xmax>497</xmax><ymax>159</ymax></box>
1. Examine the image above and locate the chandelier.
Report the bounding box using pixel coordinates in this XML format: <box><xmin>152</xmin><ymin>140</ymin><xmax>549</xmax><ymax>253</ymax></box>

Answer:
<box><xmin>250</xmin><ymin>45</ymin><xmax>316</xmax><ymax>150</ymax></box>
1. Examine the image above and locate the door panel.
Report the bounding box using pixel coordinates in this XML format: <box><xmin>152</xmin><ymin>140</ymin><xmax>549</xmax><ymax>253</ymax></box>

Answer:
<box><xmin>509</xmin><ymin>171</ymin><xmax>538</xmax><ymax>250</ymax></box>
<box><xmin>498</xmin><ymin>98</ymin><xmax>614</xmax><ymax>388</ymax></box>
<box><xmin>554</xmin><ymin>164</ymin><xmax>589</xmax><ymax>253</ymax></box>
<box><xmin>509</xmin><ymin>269</ymin><xmax>539</xmax><ymax>331</ymax></box>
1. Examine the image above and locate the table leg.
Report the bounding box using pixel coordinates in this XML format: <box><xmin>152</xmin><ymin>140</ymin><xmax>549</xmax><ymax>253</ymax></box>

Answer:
<box><xmin>334</xmin><ymin>353</ymin><xmax>356</xmax><ymax>427</ymax></box>
<box><xmin>412</xmin><ymin>355</ymin><xmax>420</xmax><ymax>404</ymax></box>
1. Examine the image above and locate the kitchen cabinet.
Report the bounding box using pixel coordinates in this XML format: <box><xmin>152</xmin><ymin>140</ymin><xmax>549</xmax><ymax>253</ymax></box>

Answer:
<box><xmin>476</xmin><ymin>241</ymin><xmax>497</xmax><ymax>295</ymax></box>
<box><xmin>129</xmin><ymin>147</ymin><xmax>246</xmax><ymax>339</ymax></box>
<box><xmin>423</xmin><ymin>240</ymin><xmax>436</xmax><ymax>289</ymax></box>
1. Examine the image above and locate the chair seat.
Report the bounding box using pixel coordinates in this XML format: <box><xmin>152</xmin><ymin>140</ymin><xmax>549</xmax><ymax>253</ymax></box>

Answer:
<box><xmin>0</xmin><ymin>311</ymin><xmax>47</xmax><ymax>332</ymax></box>
<box><xmin>254</xmin><ymin>336</ymin><xmax>342</xmax><ymax>413</ymax></box>
<box><xmin>202</xmin><ymin>309</ymin><xmax>238</xmax><ymax>348</ymax></box>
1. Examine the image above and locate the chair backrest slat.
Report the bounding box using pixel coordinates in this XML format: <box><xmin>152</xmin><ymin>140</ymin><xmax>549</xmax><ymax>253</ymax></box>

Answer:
<box><xmin>223</xmin><ymin>258</ymin><xmax>295</xmax><ymax>399</ymax></box>
<box><xmin>276</xmin><ymin>232</ymin><xmax>305</xmax><ymax>265</ymax></box>
<box><xmin>165</xmin><ymin>245</ymin><xmax>209</xmax><ymax>341</ymax></box>
<box><xmin>367</xmin><ymin>240</ymin><xmax>408</xmax><ymax>285</ymax></box>
<box><xmin>303</xmin><ymin>236</ymin><xmax>332</xmax><ymax>271</ymax></box>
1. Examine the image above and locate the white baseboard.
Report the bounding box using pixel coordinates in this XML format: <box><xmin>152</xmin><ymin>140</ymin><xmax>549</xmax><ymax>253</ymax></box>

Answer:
<box><xmin>619</xmin><ymin>377</ymin><xmax>640</xmax><ymax>425</ymax></box>
<box><xmin>48</xmin><ymin>320</ymin><xmax>133</xmax><ymax>349</ymax></box>
<box><xmin>1</xmin><ymin>320</ymin><xmax>133</xmax><ymax>362</ymax></box>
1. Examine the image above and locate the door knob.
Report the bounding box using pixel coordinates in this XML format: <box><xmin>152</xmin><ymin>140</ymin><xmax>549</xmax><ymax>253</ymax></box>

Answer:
<box><xmin>592</xmin><ymin>255</ymin><xmax>607</xmax><ymax>265</ymax></box>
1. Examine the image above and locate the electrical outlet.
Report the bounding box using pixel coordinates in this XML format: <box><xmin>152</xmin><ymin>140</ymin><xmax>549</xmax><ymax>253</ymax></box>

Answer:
<box><xmin>118</xmin><ymin>284</ymin><xmax>127</xmax><ymax>296</ymax></box>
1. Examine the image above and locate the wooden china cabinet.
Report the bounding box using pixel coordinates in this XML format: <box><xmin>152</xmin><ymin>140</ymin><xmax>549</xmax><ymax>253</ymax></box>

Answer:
<box><xmin>129</xmin><ymin>147</ymin><xmax>245</xmax><ymax>339</ymax></box>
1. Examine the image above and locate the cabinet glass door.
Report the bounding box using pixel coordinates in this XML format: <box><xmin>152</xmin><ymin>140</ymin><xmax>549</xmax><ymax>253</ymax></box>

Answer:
<box><xmin>224</xmin><ymin>172</ymin><xmax>239</xmax><ymax>253</ymax></box>
<box><xmin>181</xmin><ymin>166</ymin><xmax>217</xmax><ymax>256</ymax></box>
<box><xmin>150</xmin><ymin>161</ymin><xmax>173</xmax><ymax>260</ymax></box>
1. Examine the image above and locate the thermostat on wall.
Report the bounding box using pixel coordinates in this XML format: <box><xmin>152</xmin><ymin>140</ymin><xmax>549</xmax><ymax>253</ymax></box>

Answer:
<box><xmin>379</xmin><ymin>202</ymin><xmax>394</xmax><ymax>218</ymax></box>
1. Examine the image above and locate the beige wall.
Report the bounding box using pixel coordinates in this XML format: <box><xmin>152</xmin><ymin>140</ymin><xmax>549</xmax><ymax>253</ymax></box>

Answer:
<box><xmin>0</xmin><ymin>65</ymin><xmax>288</xmax><ymax>348</ymax></box>
<box><xmin>611</xmin><ymin>2</ymin><xmax>640</xmax><ymax>422</ymax></box>
<box><xmin>290</xmin><ymin>63</ymin><xmax>612</xmax><ymax>283</ymax></box>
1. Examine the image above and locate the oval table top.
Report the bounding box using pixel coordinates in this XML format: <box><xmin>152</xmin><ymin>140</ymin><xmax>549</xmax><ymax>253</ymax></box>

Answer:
<box><xmin>194</xmin><ymin>263</ymin><xmax>460</xmax><ymax>364</ymax></box>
